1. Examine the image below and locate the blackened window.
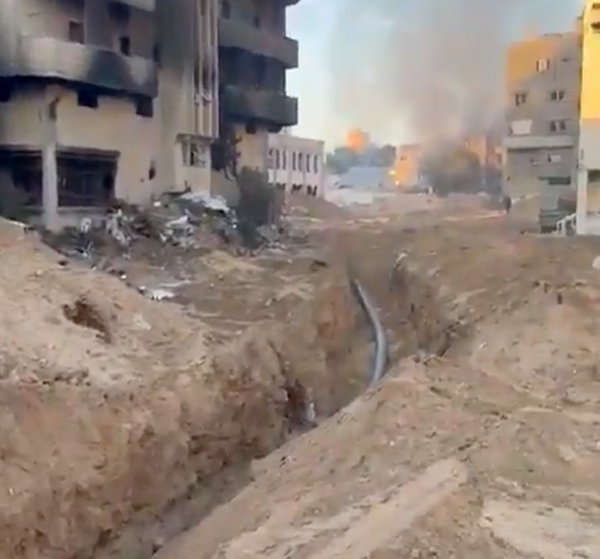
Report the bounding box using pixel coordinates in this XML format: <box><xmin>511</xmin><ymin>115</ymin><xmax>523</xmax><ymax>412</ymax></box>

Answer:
<box><xmin>68</xmin><ymin>21</ymin><xmax>84</xmax><ymax>43</ymax></box>
<box><xmin>119</xmin><ymin>36</ymin><xmax>130</xmax><ymax>55</ymax></box>
<box><xmin>136</xmin><ymin>97</ymin><xmax>153</xmax><ymax>118</ymax></box>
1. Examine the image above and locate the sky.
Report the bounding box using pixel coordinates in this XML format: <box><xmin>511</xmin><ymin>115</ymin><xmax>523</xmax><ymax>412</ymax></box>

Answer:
<box><xmin>286</xmin><ymin>0</ymin><xmax>583</xmax><ymax>148</ymax></box>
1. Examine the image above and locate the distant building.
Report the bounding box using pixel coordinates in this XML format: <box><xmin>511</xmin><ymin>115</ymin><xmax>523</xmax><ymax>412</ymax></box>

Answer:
<box><xmin>345</xmin><ymin>129</ymin><xmax>369</xmax><ymax>153</ymax></box>
<box><xmin>267</xmin><ymin>133</ymin><xmax>325</xmax><ymax>196</ymax></box>
<box><xmin>393</xmin><ymin>144</ymin><xmax>423</xmax><ymax>186</ymax></box>
<box><xmin>503</xmin><ymin>25</ymin><xmax>582</xmax><ymax>198</ymax></box>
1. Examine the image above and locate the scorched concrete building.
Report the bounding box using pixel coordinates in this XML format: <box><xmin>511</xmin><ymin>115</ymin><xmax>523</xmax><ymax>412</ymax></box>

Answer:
<box><xmin>217</xmin><ymin>0</ymin><xmax>300</xmax><ymax>174</ymax></box>
<box><xmin>503</xmin><ymin>24</ymin><xmax>582</xmax><ymax>198</ymax></box>
<box><xmin>0</xmin><ymin>0</ymin><xmax>300</xmax><ymax>229</ymax></box>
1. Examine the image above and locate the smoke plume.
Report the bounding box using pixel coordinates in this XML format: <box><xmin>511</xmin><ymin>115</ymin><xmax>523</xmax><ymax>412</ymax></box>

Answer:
<box><xmin>327</xmin><ymin>0</ymin><xmax>580</xmax><ymax>145</ymax></box>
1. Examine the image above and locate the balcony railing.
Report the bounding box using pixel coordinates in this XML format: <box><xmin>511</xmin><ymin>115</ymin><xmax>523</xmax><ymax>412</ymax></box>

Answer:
<box><xmin>222</xmin><ymin>85</ymin><xmax>298</xmax><ymax>127</ymax></box>
<box><xmin>218</xmin><ymin>18</ymin><xmax>298</xmax><ymax>68</ymax></box>
<box><xmin>503</xmin><ymin>134</ymin><xmax>575</xmax><ymax>150</ymax></box>
<box><xmin>0</xmin><ymin>37</ymin><xmax>157</xmax><ymax>97</ymax></box>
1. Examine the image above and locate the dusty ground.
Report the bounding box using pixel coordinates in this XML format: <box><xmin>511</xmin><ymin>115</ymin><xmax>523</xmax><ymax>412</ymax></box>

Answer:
<box><xmin>4</xmin><ymin>191</ymin><xmax>600</xmax><ymax>559</ymax></box>
<box><xmin>153</xmin><ymin>196</ymin><xmax>600</xmax><ymax>559</ymax></box>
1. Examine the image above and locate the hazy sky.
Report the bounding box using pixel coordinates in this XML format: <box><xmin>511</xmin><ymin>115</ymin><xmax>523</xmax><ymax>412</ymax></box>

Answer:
<box><xmin>287</xmin><ymin>0</ymin><xmax>582</xmax><ymax>147</ymax></box>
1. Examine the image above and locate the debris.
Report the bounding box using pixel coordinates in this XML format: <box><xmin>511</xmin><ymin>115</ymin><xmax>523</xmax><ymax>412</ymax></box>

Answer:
<box><xmin>139</xmin><ymin>287</ymin><xmax>176</xmax><ymax>301</ymax></box>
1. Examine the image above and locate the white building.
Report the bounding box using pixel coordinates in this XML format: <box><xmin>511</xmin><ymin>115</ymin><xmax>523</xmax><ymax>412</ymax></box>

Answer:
<box><xmin>267</xmin><ymin>133</ymin><xmax>325</xmax><ymax>196</ymax></box>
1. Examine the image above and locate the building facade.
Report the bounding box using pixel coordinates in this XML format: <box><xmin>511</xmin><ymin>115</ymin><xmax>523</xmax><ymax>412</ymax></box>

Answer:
<box><xmin>0</xmin><ymin>0</ymin><xmax>299</xmax><ymax>229</ymax></box>
<box><xmin>503</xmin><ymin>27</ymin><xmax>582</xmax><ymax>198</ymax></box>
<box><xmin>576</xmin><ymin>1</ymin><xmax>600</xmax><ymax>234</ymax></box>
<box><xmin>393</xmin><ymin>143</ymin><xmax>422</xmax><ymax>187</ymax></box>
<box><xmin>217</xmin><ymin>0</ymin><xmax>299</xmax><ymax>175</ymax></box>
<box><xmin>267</xmin><ymin>132</ymin><xmax>324</xmax><ymax>196</ymax></box>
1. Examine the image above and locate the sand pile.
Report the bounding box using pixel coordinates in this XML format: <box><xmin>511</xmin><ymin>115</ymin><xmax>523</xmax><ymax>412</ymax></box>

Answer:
<box><xmin>153</xmin><ymin>230</ymin><xmax>600</xmax><ymax>559</ymax></box>
<box><xmin>0</xmin><ymin>219</ymin><xmax>367</xmax><ymax>559</ymax></box>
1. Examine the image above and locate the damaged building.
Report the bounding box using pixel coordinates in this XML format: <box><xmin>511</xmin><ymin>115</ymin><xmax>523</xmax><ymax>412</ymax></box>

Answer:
<box><xmin>0</xmin><ymin>0</ymin><xmax>299</xmax><ymax>229</ymax></box>
<box><xmin>216</xmin><ymin>0</ymin><xmax>299</xmax><ymax>174</ymax></box>
<box><xmin>503</xmin><ymin>24</ymin><xmax>582</xmax><ymax>200</ymax></box>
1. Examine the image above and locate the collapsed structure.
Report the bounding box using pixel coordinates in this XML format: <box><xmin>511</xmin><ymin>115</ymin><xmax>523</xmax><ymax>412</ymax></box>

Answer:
<box><xmin>0</xmin><ymin>0</ymin><xmax>300</xmax><ymax>229</ymax></box>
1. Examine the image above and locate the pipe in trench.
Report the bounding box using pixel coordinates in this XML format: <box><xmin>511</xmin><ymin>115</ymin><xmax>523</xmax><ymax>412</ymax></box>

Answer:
<box><xmin>351</xmin><ymin>279</ymin><xmax>388</xmax><ymax>385</ymax></box>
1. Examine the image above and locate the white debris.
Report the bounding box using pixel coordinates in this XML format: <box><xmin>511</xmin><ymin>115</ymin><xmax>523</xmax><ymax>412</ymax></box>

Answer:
<box><xmin>180</xmin><ymin>191</ymin><xmax>230</xmax><ymax>213</ymax></box>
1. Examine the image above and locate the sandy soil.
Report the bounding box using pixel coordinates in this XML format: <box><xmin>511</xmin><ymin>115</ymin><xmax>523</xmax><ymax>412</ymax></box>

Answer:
<box><xmin>153</xmin><ymin>197</ymin><xmax>600</xmax><ymax>559</ymax></box>
<box><xmin>5</xmin><ymin>191</ymin><xmax>600</xmax><ymax>559</ymax></box>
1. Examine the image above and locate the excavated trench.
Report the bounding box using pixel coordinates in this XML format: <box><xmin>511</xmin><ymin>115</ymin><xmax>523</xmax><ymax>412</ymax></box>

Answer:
<box><xmin>0</xmin><ymin>247</ymin><xmax>459</xmax><ymax>559</ymax></box>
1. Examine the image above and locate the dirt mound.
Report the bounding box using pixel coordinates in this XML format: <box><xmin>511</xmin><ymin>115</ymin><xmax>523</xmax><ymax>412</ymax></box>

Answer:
<box><xmin>0</xmin><ymin>219</ymin><xmax>378</xmax><ymax>559</ymax></box>
<box><xmin>154</xmin><ymin>289</ymin><xmax>600</xmax><ymax>558</ymax></box>
<box><xmin>153</xmin><ymin>227</ymin><xmax>600</xmax><ymax>559</ymax></box>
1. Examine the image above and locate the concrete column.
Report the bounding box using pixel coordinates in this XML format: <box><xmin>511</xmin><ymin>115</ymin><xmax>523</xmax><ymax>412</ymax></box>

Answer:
<box><xmin>576</xmin><ymin>152</ymin><xmax>588</xmax><ymax>235</ymax></box>
<box><xmin>84</xmin><ymin>0</ymin><xmax>111</xmax><ymax>48</ymax></box>
<box><xmin>40</xmin><ymin>94</ymin><xmax>59</xmax><ymax>231</ymax></box>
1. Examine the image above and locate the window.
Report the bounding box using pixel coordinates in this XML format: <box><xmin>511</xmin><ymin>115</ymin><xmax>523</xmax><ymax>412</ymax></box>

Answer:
<box><xmin>549</xmin><ymin>120</ymin><xmax>567</xmax><ymax>132</ymax></box>
<box><xmin>119</xmin><ymin>36</ymin><xmax>130</xmax><ymax>55</ymax></box>
<box><xmin>152</xmin><ymin>44</ymin><xmax>161</xmax><ymax>65</ymax></box>
<box><xmin>275</xmin><ymin>149</ymin><xmax>281</xmax><ymax>169</ymax></box>
<box><xmin>536</xmin><ymin>58</ymin><xmax>549</xmax><ymax>72</ymax></box>
<box><xmin>292</xmin><ymin>152</ymin><xmax>297</xmax><ymax>170</ymax></box>
<box><xmin>550</xmin><ymin>90</ymin><xmax>565</xmax><ymax>101</ymax></box>
<box><xmin>68</xmin><ymin>20</ymin><xmax>84</xmax><ymax>43</ymax></box>
<box><xmin>77</xmin><ymin>90</ymin><xmax>98</xmax><ymax>108</ymax></box>
<box><xmin>306</xmin><ymin>154</ymin><xmax>311</xmax><ymax>172</ymax></box>
<box><xmin>135</xmin><ymin>97</ymin><xmax>153</xmax><ymax>117</ymax></box>
<box><xmin>181</xmin><ymin>137</ymin><xmax>208</xmax><ymax>167</ymax></box>
<box><xmin>313</xmin><ymin>154</ymin><xmax>319</xmax><ymax>173</ymax></box>
<box><xmin>0</xmin><ymin>82</ymin><xmax>13</xmax><ymax>103</ymax></box>
<box><xmin>221</xmin><ymin>0</ymin><xmax>231</xmax><ymax>18</ymax></box>
<box><xmin>514</xmin><ymin>92</ymin><xmax>528</xmax><ymax>106</ymax></box>
<box><xmin>298</xmin><ymin>152</ymin><xmax>304</xmax><ymax>171</ymax></box>
<box><xmin>267</xmin><ymin>148</ymin><xmax>274</xmax><ymax>169</ymax></box>
<box><xmin>282</xmin><ymin>151</ymin><xmax>287</xmax><ymax>170</ymax></box>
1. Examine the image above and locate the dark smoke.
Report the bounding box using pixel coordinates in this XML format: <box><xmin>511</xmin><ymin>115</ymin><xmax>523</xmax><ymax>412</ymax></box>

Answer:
<box><xmin>327</xmin><ymin>0</ymin><xmax>581</xmax><ymax>145</ymax></box>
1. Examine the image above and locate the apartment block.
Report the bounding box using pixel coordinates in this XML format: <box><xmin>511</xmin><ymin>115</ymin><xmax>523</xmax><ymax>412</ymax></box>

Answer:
<box><xmin>218</xmin><ymin>0</ymin><xmax>299</xmax><ymax>174</ymax></box>
<box><xmin>267</xmin><ymin>133</ymin><xmax>324</xmax><ymax>196</ymax></box>
<box><xmin>0</xmin><ymin>0</ymin><xmax>220</xmax><ymax>229</ymax></box>
<box><xmin>503</xmin><ymin>26</ymin><xmax>582</xmax><ymax>198</ymax></box>
<box><xmin>0</xmin><ymin>0</ymin><xmax>300</xmax><ymax>230</ymax></box>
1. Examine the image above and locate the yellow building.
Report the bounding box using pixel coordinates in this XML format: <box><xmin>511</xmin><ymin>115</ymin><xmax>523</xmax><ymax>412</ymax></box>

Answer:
<box><xmin>576</xmin><ymin>1</ymin><xmax>600</xmax><ymax>233</ymax></box>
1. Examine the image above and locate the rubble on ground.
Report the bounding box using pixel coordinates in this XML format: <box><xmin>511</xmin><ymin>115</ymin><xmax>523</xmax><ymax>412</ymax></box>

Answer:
<box><xmin>39</xmin><ymin>191</ymin><xmax>309</xmax><ymax>303</ymax></box>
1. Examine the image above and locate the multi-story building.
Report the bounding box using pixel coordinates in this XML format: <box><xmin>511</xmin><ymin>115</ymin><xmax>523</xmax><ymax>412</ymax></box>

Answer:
<box><xmin>503</xmin><ymin>25</ymin><xmax>582</xmax><ymax>198</ymax></box>
<box><xmin>267</xmin><ymin>132</ymin><xmax>324</xmax><ymax>196</ymax></box>
<box><xmin>217</xmin><ymin>0</ymin><xmax>299</xmax><ymax>174</ymax></box>
<box><xmin>0</xmin><ymin>0</ymin><xmax>300</xmax><ymax>229</ymax></box>
<box><xmin>392</xmin><ymin>143</ymin><xmax>422</xmax><ymax>187</ymax></box>
<box><xmin>576</xmin><ymin>1</ymin><xmax>600</xmax><ymax>234</ymax></box>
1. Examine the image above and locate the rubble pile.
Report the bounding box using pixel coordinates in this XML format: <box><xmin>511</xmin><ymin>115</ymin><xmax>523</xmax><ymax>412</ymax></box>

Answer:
<box><xmin>42</xmin><ymin>191</ymin><xmax>304</xmax><ymax>269</ymax></box>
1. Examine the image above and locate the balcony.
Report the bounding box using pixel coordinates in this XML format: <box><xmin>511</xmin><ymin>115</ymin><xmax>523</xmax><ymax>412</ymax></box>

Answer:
<box><xmin>218</xmin><ymin>18</ymin><xmax>298</xmax><ymax>68</ymax></box>
<box><xmin>222</xmin><ymin>85</ymin><xmax>298</xmax><ymax>127</ymax></box>
<box><xmin>0</xmin><ymin>37</ymin><xmax>157</xmax><ymax>97</ymax></box>
<box><xmin>503</xmin><ymin>134</ymin><xmax>575</xmax><ymax>150</ymax></box>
